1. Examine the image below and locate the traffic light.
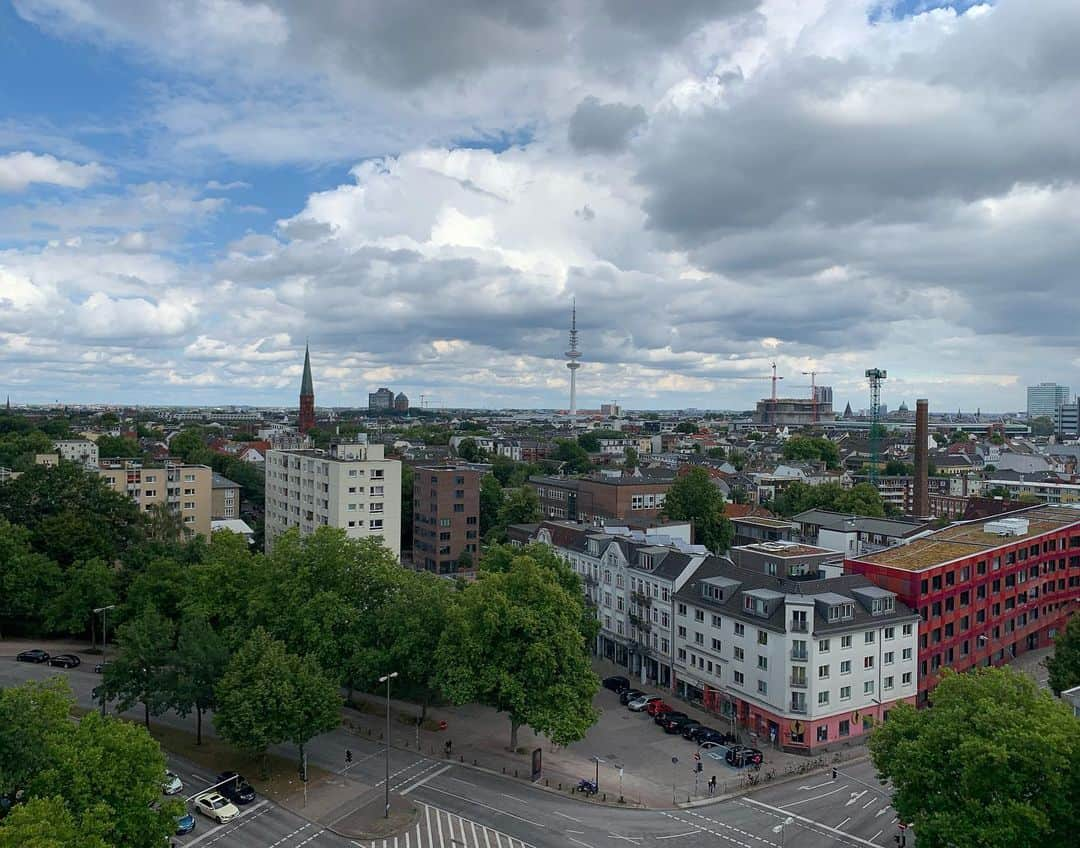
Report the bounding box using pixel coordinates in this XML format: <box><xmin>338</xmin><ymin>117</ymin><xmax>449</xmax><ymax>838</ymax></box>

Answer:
<box><xmin>695</xmin><ymin>762</ymin><xmax>703</xmax><ymax>773</ymax></box>
<box><xmin>345</xmin><ymin>749</ymin><xmax>353</xmax><ymax>765</ymax></box>
<box><xmin>832</xmin><ymin>768</ymin><xmax>838</xmax><ymax>780</ymax></box>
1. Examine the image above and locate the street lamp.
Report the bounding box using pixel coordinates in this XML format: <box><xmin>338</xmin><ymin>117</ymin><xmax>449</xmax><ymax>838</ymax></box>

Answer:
<box><xmin>592</xmin><ymin>755</ymin><xmax>603</xmax><ymax>793</ymax></box>
<box><xmin>93</xmin><ymin>605</ymin><xmax>116</xmax><ymax>716</ymax></box>
<box><xmin>772</xmin><ymin>816</ymin><xmax>794</xmax><ymax>847</ymax></box>
<box><xmin>378</xmin><ymin>672</ymin><xmax>398</xmax><ymax>819</ymax></box>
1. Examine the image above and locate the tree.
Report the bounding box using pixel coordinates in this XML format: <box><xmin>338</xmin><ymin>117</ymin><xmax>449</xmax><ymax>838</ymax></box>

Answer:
<box><xmin>675</xmin><ymin>422</ymin><xmax>698</xmax><ymax>434</ymax></box>
<box><xmin>623</xmin><ymin>446</ymin><xmax>639</xmax><ymax>470</ymax></box>
<box><xmin>214</xmin><ymin>629</ymin><xmax>340</xmax><ymax>770</ymax></box>
<box><xmin>706</xmin><ymin>447</ymin><xmax>726</xmax><ymax>460</ymax></box>
<box><xmin>782</xmin><ymin>436</ymin><xmax>840</xmax><ymax>469</ymax></box>
<box><xmin>552</xmin><ymin>439</ymin><xmax>592</xmax><ymax>474</ymax></box>
<box><xmin>1046</xmin><ymin>614</ymin><xmax>1080</xmax><ymax>695</ymax></box>
<box><xmin>479</xmin><ymin>474</ymin><xmax>504</xmax><ymax>538</ymax></box>
<box><xmin>576</xmin><ymin>432</ymin><xmax>600</xmax><ymax>452</ymax></box>
<box><xmin>869</xmin><ymin>667</ymin><xmax>1079</xmax><ymax>848</ymax></box>
<box><xmin>44</xmin><ymin>558</ymin><xmax>116</xmax><ymax>640</ymax></box>
<box><xmin>170</xmin><ymin>613</ymin><xmax>229</xmax><ymax>744</ymax></box>
<box><xmin>437</xmin><ymin>557</ymin><xmax>599</xmax><ymax>750</ymax></box>
<box><xmin>0</xmin><ymin>520</ymin><xmax>62</xmax><ymax>637</ymax></box>
<box><xmin>456</xmin><ymin>438</ymin><xmax>484</xmax><ymax>462</ymax></box>
<box><xmin>94</xmin><ymin>434</ymin><xmax>142</xmax><ymax>459</ymax></box>
<box><xmin>490</xmin><ymin>454</ymin><xmax>516</xmax><ymax>487</ymax></box>
<box><xmin>102</xmin><ymin>607</ymin><xmax>175</xmax><ymax>728</ymax></box>
<box><xmin>491</xmin><ymin>487</ymin><xmax>541</xmax><ymax>542</ymax></box>
<box><xmin>0</xmin><ymin>796</ymin><xmax>107</xmax><ymax>848</ymax></box>
<box><xmin>0</xmin><ymin>678</ymin><xmax>73</xmax><ymax>798</ymax></box>
<box><xmin>400</xmin><ymin>463</ymin><xmax>414</xmax><ymax>552</ymax></box>
<box><xmin>884</xmin><ymin>459</ymin><xmax>914</xmax><ymax>476</ymax></box>
<box><xmin>168</xmin><ymin>427</ymin><xmax>207</xmax><ymax>462</ymax></box>
<box><xmin>661</xmin><ymin>468</ymin><xmax>733</xmax><ymax>553</ymax></box>
<box><xmin>123</xmin><ymin>556</ymin><xmax>188</xmax><ymax>622</ymax></box>
<box><xmin>770</xmin><ymin>481</ymin><xmax>885</xmax><ymax>518</ymax></box>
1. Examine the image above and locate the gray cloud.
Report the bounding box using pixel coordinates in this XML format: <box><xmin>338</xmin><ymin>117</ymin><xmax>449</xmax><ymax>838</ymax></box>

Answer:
<box><xmin>568</xmin><ymin>97</ymin><xmax>647</xmax><ymax>153</ymax></box>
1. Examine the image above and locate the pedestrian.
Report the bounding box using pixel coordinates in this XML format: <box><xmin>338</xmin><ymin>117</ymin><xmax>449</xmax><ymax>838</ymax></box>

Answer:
<box><xmin>708</xmin><ymin>775</ymin><xmax>716</xmax><ymax>795</ymax></box>
<box><xmin>445</xmin><ymin>739</ymin><xmax>453</xmax><ymax>758</ymax></box>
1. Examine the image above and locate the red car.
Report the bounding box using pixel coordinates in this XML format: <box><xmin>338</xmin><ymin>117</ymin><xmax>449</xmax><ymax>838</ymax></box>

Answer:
<box><xmin>647</xmin><ymin>700</ymin><xmax>674</xmax><ymax>717</ymax></box>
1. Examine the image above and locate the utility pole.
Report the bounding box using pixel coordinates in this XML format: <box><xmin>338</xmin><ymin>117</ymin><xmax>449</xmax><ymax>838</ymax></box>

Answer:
<box><xmin>378</xmin><ymin>672</ymin><xmax>398</xmax><ymax>818</ymax></box>
<box><xmin>93</xmin><ymin>604</ymin><xmax>115</xmax><ymax>716</ymax></box>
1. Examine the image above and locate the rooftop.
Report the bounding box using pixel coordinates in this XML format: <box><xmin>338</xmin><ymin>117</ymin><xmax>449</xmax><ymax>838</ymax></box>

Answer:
<box><xmin>730</xmin><ymin>516</ymin><xmax>797</xmax><ymax>529</ymax></box>
<box><xmin>793</xmin><ymin>508</ymin><xmax>929</xmax><ymax>538</ymax></box>
<box><xmin>851</xmin><ymin>505</ymin><xmax>1080</xmax><ymax>571</ymax></box>
<box><xmin>736</xmin><ymin>541</ymin><xmax>837</xmax><ymax>558</ymax></box>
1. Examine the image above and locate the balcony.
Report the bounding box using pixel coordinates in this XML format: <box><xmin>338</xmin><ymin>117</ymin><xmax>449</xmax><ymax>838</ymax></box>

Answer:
<box><xmin>789</xmin><ymin>676</ymin><xmax>808</xmax><ymax>689</ymax></box>
<box><xmin>628</xmin><ymin>613</ymin><xmax>652</xmax><ymax>633</ymax></box>
<box><xmin>790</xmin><ymin>649</ymin><xmax>808</xmax><ymax>662</ymax></box>
<box><xmin>631</xmin><ymin>590</ymin><xmax>653</xmax><ymax>608</ymax></box>
<box><xmin>790</xmin><ymin>699</ymin><xmax>807</xmax><ymax>714</ymax></box>
<box><xmin>789</xmin><ymin>619</ymin><xmax>809</xmax><ymax>633</ymax></box>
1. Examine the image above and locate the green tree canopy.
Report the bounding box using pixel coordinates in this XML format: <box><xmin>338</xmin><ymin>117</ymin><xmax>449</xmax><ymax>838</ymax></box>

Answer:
<box><xmin>0</xmin><ymin>796</ymin><xmax>108</xmax><ymax>848</ymax></box>
<box><xmin>102</xmin><ymin>607</ymin><xmax>175</xmax><ymax>728</ymax></box>
<box><xmin>0</xmin><ymin>520</ymin><xmax>62</xmax><ymax>638</ymax></box>
<box><xmin>93</xmin><ymin>435</ymin><xmax>142</xmax><ymax>459</ymax></box>
<box><xmin>623</xmin><ymin>446</ymin><xmax>639</xmax><ymax>469</ymax></box>
<box><xmin>1046</xmin><ymin>614</ymin><xmax>1080</xmax><ymax>695</ymax></box>
<box><xmin>479</xmin><ymin>474</ymin><xmax>504</xmax><ymax>539</ymax></box>
<box><xmin>456</xmin><ymin>437</ymin><xmax>484</xmax><ymax>462</ymax></box>
<box><xmin>486</xmin><ymin>486</ymin><xmax>541</xmax><ymax>543</ymax></box>
<box><xmin>44</xmin><ymin>558</ymin><xmax>116</xmax><ymax>640</ymax></box>
<box><xmin>214</xmin><ymin>628</ymin><xmax>341</xmax><ymax>767</ymax></box>
<box><xmin>661</xmin><ymin>467</ymin><xmax>733</xmax><ymax>553</ymax></box>
<box><xmin>706</xmin><ymin>446</ymin><xmax>726</xmax><ymax>460</ymax></box>
<box><xmin>0</xmin><ymin>677</ymin><xmax>73</xmax><ymax>798</ymax></box>
<box><xmin>770</xmin><ymin>481</ymin><xmax>885</xmax><ymax>518</ymax></box>
<box><xmin>869</xmin><ymin>667</ymin><xmax>1079</xmax><ymax>848</ymax></box>
<box><xmin>169</xmin><ymin>612</ymin><xmax>229</xmax><ymax>744</ymax></box>
<box><xmin>168</xmin><ymin>427</ymin><xmax>208</xmax><ymax>462</ymax></box>
<box><xmin>781</xmin><ymin>436</ymin><xmax>840</xmax><ymax>469</ymax></box>
<box><xmin>437</xmin><ymin>556</ymin><xmax>599</xmax><ymax>750</ymax></box>
<box><xmin>675</xmin><ymin>422</ymin><xmax>698</xmax><ymax>434</ymax></box>
<box><xmin>552</xmin><ymin>439</ymin><xmax>593</xmax><ymax>474</ymax></box>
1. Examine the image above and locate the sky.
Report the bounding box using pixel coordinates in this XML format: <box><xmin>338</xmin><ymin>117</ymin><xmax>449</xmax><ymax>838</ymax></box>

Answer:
<box><xmin>1</xmin><ymin>0</ymin><xmax>1078</xmax><ymax>412</ymax></box>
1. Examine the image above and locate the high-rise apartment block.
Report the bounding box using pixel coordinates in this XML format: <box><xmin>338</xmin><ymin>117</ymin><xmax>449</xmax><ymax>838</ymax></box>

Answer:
<box><xmin>96</xmin><ymin>460</ymin><xmax>212</xmax><ymax>537</ymax></box>
<box><xmin>264</xmin><ymin>441</ymin><xmax>401</xmax><ymax>557</ymax></box>
<box><xmin>53</xmin><ymin>439</ymin><xmax>99</xmax><ymax>467</ymax></box>
<box><xmin>412</xmin><ymin>464</ymin><xmax>481</xmax><ymax>573</ymax></box>
<box><xmin>1027</xmin><ymin>382</ymin><xmax>1069</xmax><ymax>420</ymax></box>
<box><xmin>368</xmin><ymin>387</ymin><xmax>395</xmax><ymax>412</ymax></box>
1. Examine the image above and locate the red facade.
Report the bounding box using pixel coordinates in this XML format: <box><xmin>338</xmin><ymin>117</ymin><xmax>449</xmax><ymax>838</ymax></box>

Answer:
<box><xmin>847</xmin><ymin>521</ymin><xmax>1080</xmax><ymax>702</ymax></box>
<box><xmin>298</xmin><ymin>394</ymin><xmax>315</xmax><ymax>433</ymax></box>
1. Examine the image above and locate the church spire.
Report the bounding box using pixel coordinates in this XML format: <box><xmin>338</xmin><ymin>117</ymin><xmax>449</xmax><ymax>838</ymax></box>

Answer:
<box><xmin>300</xmin><ymin>342</ymin><xmax>314</xmax><ymax>397</ymax></box>
<box><xmin>298</xmin><ymin>342</ymin><xmax>315</xmax><ymax>432</ymax></box>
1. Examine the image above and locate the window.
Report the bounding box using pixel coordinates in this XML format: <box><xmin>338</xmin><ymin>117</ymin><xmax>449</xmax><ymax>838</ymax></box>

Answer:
<box><xmin>884</xmin><ymin>626</ymin><xmax>895</xmax><ymax>640</ymax></box>
<box><xmin>678</xmin><ymin>649</ymin><xmax>687</xmax><ymax>661</ymax></box>
<box><xmin>818</xmin><ymin>691</ymin><xmax>829</xmax><ymax>705</ymax></box>
<box><xmin>757</xmin><ymin>680</ymin><xmax>768</xmax><ymax>695</ymax></box>
<box><xmin>884</xmin><ymin>651</ymin><xmax>894</xmax><ymax>665</ymax></box>
<box><xmin>757</xmin><ymin>655</ymin><xmax>768</xmax><ymax>670</ymax></box>
<box><xmin>677</xmin><ymin>626</ymin><xmax>687</xmax><ymax>638</ymax></box>
<box><xmin>840</xmin><ymin>686</ymin><xmax>851</xmax><ymax>700</ymax></box>
<box><xmin>757</xmin><ymin>630</ymin><xmax>768</xmax><ymax>646</ymax></box>
<box><xmin>347</xmin><ymin>503</ymin><xmax>358</xmax><ymax>511</ymax></box>
<box><xmin>864</xmin><ymin>656</ymin><xmax>875</xmax><ymax>669</ymax></box>
<box><xmin>711</xmin><ymin>638</ymin><xmax>722</xmax><ymax>651</ymax></box>
<box><xmin>902</xmin><ymin>647</ymin><xmax>912</xmax><ymax>661</ymax></box>
<box><xmin>733</xmin><ymin>646</ymin><xmax>744</xmax><ymax>661</ymax></box>
<box><xmin>369</xmin><ymin>519</ymin><xmax>383</xmax><ymax>530</ymax></box>
<box><xmin>864</xmin><ymin>681</ymin><xmax>875</xmax><ymax>695</ymax></box>
<box><xmin>677</xmin><ymin>603</ymin><xmax>687</xmax><ymax>616</ymax></box>
<box><xmin>818</xmin><ymin>639</ymin><xmax>830</xmax><ymax>652</ymax></box>
<box><xmin>734</xmin><ymin>623</ymin><xmax>745</xmax><ymax>636</ymax></box>
<box><xmin>840</xmin><ymin>660</ymin><xmax>851</xmax><ymax>675</ymax></box>
<box><xmin>902</xmin><ymin>623</ymin><xmax>913</xmax><ymax>636</ymax></box>
<box><xmin>695</xmin><ymin>632</ymin><xmax>704</xmax><ymax>646</ymax></box>
<box><xmin>839</xmin><ymin>719</ymin><xmax>850</xmax><ymax>737</ymax></box>
<box><xmin>883</xmin><ymin>676</ymin><xmax>894</xmax><ymax>690</ymax></box>
<box><xmin>818</xmin><ymin>665</ymin><xmax>830</xmax><ymax>679</ymax></box>
<box><xmin>453</xmin><ymin>503</ymin><xmax>464</xmax><ymax>512</ymax></box>
<box><xmin>841</xmin><ymin>635</ymin><xmax>852</xmax><ymax>649</ymax></box>
<box><xmin>183</xmin><ymin>473</ymin><xmax>195</xmax><ymax>482</ymax></box>
<box><xmin>694</xmin><ymin>609</ymin><xmax>705</xmax><ymax>622</ymax></box>
<box><xmin>183</xmin><ymin>501</ymin><xmax>195</xmax><ymax>510</ymax></box>
<box><xmin>733</xmin><ymin>671</ymin><xmax>744</xmax><ymax>685</ymax></box>
<box><xmin>865</xmin><ymin>631</ymin><xmax>875</xmax><ymax>645</ymax></box>
<box><xmin>902</xmin><ymin>672</ymin><xmax>912</xmax><ymax>686</ymax></box>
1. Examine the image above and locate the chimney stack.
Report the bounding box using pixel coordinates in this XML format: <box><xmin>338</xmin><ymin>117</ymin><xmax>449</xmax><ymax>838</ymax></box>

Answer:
<box><xmin>914</xmin><ymin>399</ymin><xmax>929</xmax><ymax>518</ymax></box>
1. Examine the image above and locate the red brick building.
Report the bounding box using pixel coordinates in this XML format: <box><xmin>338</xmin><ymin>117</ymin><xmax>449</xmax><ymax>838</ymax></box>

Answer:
<box><xmin>846</xmin><ymin>506</ymin><xmax>1080</xmax><ymax>703</ymax></box>
<box><xmin>413</xmin><ymin>464</ymin><xmax>481</xmax><ymax>574</ymax></box>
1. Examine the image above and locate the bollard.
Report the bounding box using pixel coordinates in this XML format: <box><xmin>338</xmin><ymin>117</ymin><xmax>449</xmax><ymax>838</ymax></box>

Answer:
<box><xmin>619</xmin><ymin>796</ymin><xmax>624</xmax><ymax>804</ymax></box>
<box><xmin>558</xmin><ymin>783</ymin><xmax>562</xmax><ymax>790</ymax></box>
<box><xmin>459</xmin><ymin>755</ymin><xmax>463</xmax><ymax>763</ymax></box>
<box><xmin>545</xmin><ymin>779</ymin><xmax>549</xmax><ymax>787</ymax></box>
<box><xmin>602</xmin><ymin>793</ymin><xmax>606</xmax><ymax>802</ymax></box>
<box><xmin>473</xmin><ymin>759</ymin><xmax>477</xmax><ymax>766</ymax></box>
<box><xmin>502</xmin><ymin>766</ymin><xmax>506</xmax><ymax>774</ymax></box>
<box><xmin>514</xmin><ymin>770</ymin><xmax>518</xmax><ymax>778</ymax></box>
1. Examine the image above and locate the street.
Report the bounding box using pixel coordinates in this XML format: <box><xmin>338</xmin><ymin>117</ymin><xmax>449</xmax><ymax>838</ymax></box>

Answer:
<box><xmin>2</xmin><ymin>651</ymin><xmax>912</xmax><ymax>848</ymax></box>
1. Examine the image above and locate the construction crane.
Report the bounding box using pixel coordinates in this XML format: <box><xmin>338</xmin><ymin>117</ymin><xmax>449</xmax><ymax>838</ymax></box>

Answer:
<box><xmin>760</xmin><ymin>362</ymin><xmax>784</xmax><ymax>425</ymax></box>
<box><xmin>801</xmin><ymin>370</ymin><xmax>833</xmax><ymax>424</ymax></box>
<box><xmin>865</xmin><ymin>368</ymin><xmax>887</xmax><ymax>483</ymax></box>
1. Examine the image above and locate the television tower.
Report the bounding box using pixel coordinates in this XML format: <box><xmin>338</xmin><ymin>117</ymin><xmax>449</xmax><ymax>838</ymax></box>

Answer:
<box><xmin>566</xmin><ymin>299</ymin><xmax>582</xmax><ymax>416</ymax></box>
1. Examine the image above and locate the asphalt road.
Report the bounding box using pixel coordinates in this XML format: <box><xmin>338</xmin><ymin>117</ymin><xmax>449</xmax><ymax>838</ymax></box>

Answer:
<box><xmin>2</xmin><ymin>651</ymin><xmax>914</xmax><ymax>848</ymax></box>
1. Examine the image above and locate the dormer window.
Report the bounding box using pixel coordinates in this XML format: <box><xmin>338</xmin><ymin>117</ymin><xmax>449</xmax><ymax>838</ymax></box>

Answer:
<box><xmin>588</xmin><ymin>540</ymin><xmax>599</xmax><ymax>555</ymax></box>
<box><xmin>871</xmin><ymin>597</ymin><xmax>895</xmax><ymax>615</ymax></box>
<box><xmin>827</xmin><ymin>603</ymin><xmax>854</xmax><ymax>622</ymax></box>
<box><xmin>701</xmin><ymin>584</ymin><xmax>724</xmax><ymax>602</ymax></box>
<box><xmin>743</xmin><ymin>596</ymin><xmax>769</xmax><ymax>616</ymax></box>
<box><xmin>640</xmin><ymin>553</ymin><xmax>653</xmax><ymax>570</ymax></box>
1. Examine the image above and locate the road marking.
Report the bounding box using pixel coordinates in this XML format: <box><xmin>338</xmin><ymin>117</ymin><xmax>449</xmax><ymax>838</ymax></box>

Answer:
<box><xmin>267</xmin><ymin>823</ymin><xmax>309</xmax><ymax>847</ymax></box>
<box><xmin>435</xmin><ymin>804</ymin><xmax>445</xmax><ymax>846</ymax></box>
<box><xmin>663</xmin><ymin>811</ymin><xmax>768</xmax><ymax>848</ymax></box>
<box><xmin>846</xmin><ymin>790</ymin><xmax>868</xmax><ymax>806</ymax></box>
<box><xmin>656</xmin><ymin>832</ymin><xmax>702</xmax><ymax>840</ymax></box>
<box><xmin>401</xmin><ymin>764</ymin><xmax>453</xmax><ymax>795</ymax></box>
<box><xmin>447</xmin><ymin>775</ymin><xmax>476</xmax><ymax>787</ymax></box>
<box><xmin>798</xmin><ymin>780</ymin><xmax>835</xmax><ymax>791</ymax></box>
<box><xmin>607</xmin><ymin>836</ymin><xmax>643</xmax><ymax>843</ymax></box>
<box><xmin>425</xmin><ymin>804</ymin><xmax>433</xmax><ymax>848</ymax></box>
<box><xmin>875</xmin><ymin>807</ymin><xmax>891</xmax><ymax>817</ymax></box>
<box><xmin>863</xmin><ymin>798</ymin><xmax>876</xmax><ymax>809</ymax></box>
<box><xmin>499</xmin><ymin>793</ymin><xmax>525</xmax><ymax>802</ymax></box>
<box><xmin>837</xmin><ymin>817</ymin><xmax>851</xmax><ymax>828</ymax></box>
<box><xmin>568</xmin><ymin>838</ymin><xmax>594</xmax><ymax>848</ymax></box>
<box><xmin>743</xmin><ymin>797</ymin><xmax>885</xmax><ymax>848</ymax></box>
<box><xmin>871</xmin><ymin>829</ymin><xmax>883</xmax><ymax>843</ymax></box>
<box><xmin>781</xmin><ymin>785</ymin><xmax>846</xmax><ymax>807</ymax></box>
<box><xmin>418</xmin><ymin>785</ymin><xmax>546</xmax><ymax>828</ymax></box>
<box><xmin>553</xmin><ymin>811</ymin><xmax>582</xmax><ymax>823</ymax></box>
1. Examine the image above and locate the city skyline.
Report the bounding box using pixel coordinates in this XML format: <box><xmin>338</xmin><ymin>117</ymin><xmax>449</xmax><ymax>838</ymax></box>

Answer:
<box><xmin>3</xmin><ymin>1</ymin><xmax>1079</xmax><ymax>410</ymax></box>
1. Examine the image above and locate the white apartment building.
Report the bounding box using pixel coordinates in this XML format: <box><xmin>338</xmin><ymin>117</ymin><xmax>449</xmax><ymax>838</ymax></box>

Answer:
<box><xmin>53</xmin><ymin>439</ymin><xmax>99</xmax><ymax>466</ymax></box>
<box><xmin>264</xmin><ymin>441</ymin><xmax>402</xmax><ymax>558</ymax></box>
<box><xmin>516</xmin><ymin>521</ymin><xmax>705</xmax><ymax>688</ymax></box>
<box><xmin>673</xmin><ymin>567</ymin><xmax>919</xmax><ymax>752</ymax></box>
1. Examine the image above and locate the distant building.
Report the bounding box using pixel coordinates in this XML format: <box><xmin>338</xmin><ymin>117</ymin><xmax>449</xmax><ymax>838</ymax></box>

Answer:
<box><xmin>53</xmin><ymin>439</ymin><xmax>99</xmax><ymax>467</ymax></box>
<box><xmin>792</xmin><ymin>509</ymin><xmax>930</xmax><ymax>557</ymax></box>
<box><xmin>412</xmin><ymin>464</ymin><xmax>481</xmax><ymax>574</ymax></box>
<box><xmin>96</xmin><ymin>460</ymin><xmax>213</xmax><ymax>538</ymax></box>
<box><xmin>368</xmin><ymin>387</ymin><xmax>395</xmax><ymax>412</ymax></box>
<box><xmin>394</xmin><ymin>392</ymin><xmax>410</xmax><ymax>412</ymax></box>
<box><xmin>600</xmin><ymin>402</ymin><xmax>622</xmax><ymax>417</ymax></box>
<box><xmin>1027</xmin><ymin>382</ymin><xmax>1069</xmax><ymax>420</ymax></box>
<box><xmin>264</xmin><ymin>441</ymin><xmax>401</xmax><ymax>557</ymax></box>
<box><xmin>730</xmin><ymin>516</ymin><xmax>799</xmax><ymax>547</ymax></box>
<box><xmin>1055</xmin><ymin>398</ymin><xmax>1079</xmax><ymax>437</ymax></box>
<box><xmin>528</xmin><ymin>473</ymin><xmax>674</xmax><ymax>524</ymax></box>
<box><xmin>755</xmin><ymin>397</ymin><xmax>834</xmax><ymax>427</ymax></box>
<box><xmin>211</xmin><ymin>473</ymin><xmax>241</xmax><ymax>520</ymax></box>
<box><xmin>813</xmin><ymin>385</ymin><xmax>833</xmax><ymax>406</ymax></box>
<box><xmin>298</xmin><ymin>343</ymin><xmax>315</xmax><ymax>433</ymax></box>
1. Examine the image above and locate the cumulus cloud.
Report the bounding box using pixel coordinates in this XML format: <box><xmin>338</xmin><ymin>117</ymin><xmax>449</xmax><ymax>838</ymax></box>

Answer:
<box><xmin>568</xmin><ymin>97</ymin><xmax>647</xmax><ymax>153</ymax></box>
<box><xmin>0</xmin><ymin>151</ymin><xmax>108</xmax><ymax>192</ymax></box>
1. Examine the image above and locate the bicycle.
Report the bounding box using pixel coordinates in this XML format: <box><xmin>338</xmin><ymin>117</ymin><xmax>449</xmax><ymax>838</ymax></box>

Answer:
<box><xmin>764</xmin><ymin>769</ymin><xmax>776</xmax><ymax>782</ymax></box>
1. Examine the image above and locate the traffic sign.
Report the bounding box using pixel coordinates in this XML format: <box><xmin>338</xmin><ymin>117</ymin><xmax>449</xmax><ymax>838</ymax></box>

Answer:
<box><xmin>694</xmin><ymin>752</ymin><xmax>701</xmax><ymax>762</ymax></box>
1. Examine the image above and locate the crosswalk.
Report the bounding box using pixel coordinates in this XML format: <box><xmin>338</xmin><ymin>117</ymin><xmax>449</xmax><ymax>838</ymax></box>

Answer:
<box><xmin>356</xmin><ymin>804</ymin><xmax>536</xmax><ymax>848</ymax></box>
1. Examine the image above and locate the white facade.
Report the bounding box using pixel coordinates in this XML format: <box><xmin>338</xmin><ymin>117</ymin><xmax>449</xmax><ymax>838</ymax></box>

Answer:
<box><xmin>264</xmin><ymin>443</ymin><xmax>402</xmax><ymax>558</ymax></box>
<box><xmin>1027</xmin><ymin>382</ymin><xmax>1069</xmax><ymax>420</ymax></box>
<box><xmin>54</xmin><ymin>439</ymin><xmax>99</xmax><ymax>466</ymax></box>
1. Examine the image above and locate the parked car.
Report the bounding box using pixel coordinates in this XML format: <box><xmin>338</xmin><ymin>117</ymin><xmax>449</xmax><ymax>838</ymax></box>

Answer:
<box><xmin>16</xmin><ymin>649</ymin><xmax>49</xmax><ymax>664</ymax></box>
<box><xmin>602</xmin><ymin>675</ymin><xmax>630</xmax><ymax>693</ymax></box>
<box><xmin>619</xmin><ymin>689</ymin><xmax>645</xmax><ymax>706</ymax></box>
<box><xmin>662</xmin><ymin>715</ymin><xmax>698</xmax><ymax>734</ymax></box>
<box><xmin>726</xmin><ymin>746</ymin><xmax>763</xmax><ymax>767</ymax></box>
<box><xmin>48</xmin><ymin>653</ymin><xmax>81</xmax><ymax>668</ymax></box>
<box><xmin>692</xmin><ymin>727</ymin><xmax>725</xmax><ymax>746</ymax></box>
<box><xmin>215</xmin><ymin>772</ymin><xmax>255</xmax><ymax>805</ymax></box>
<box><xmin>627</xmin><ymin>695</ymin><xmax>661</xmax><ymax>712</ymax></box>
<box><xmin>654</xmin><ymin>710</ymin><xmax>686</xmax><ymax>726</ymax></box>
<box><xmin>193</xmin><ymin>793</ymin><xmax>238</xmax><ymax>823</ymax></box>
<box><xmin>646</xmin><ymin>700</ymin><xmax>672</xmax><ymax>717</ymax></box>
<box><xmin>175</xmin><ymin>812</ymin><xmax>196</xmax><ymax>835</ymax></box>
<box><xmin>93</xmin><ymin>660</ymin><xmax>111</xmax><ymax>674</ymax></box>
<box><xmin>162</xmin><ymin>771</ymin><xmax>183</xmax><ymax>795</ymax></box>
<box><xmin>680</xmin><ymin>721</ymin><xmax>704</xmax><ymax>740</ymax></box>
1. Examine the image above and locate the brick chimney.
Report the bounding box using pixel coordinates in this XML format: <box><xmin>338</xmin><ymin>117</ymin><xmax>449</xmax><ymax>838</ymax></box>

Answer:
<box><xmin>914</xmin><ymin>399</ymin><xmax>929</xmax><ymax>518</ymax></box>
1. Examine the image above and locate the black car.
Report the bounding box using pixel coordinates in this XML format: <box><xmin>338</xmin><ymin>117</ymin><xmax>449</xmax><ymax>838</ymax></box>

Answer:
<box><xmin>662</xmin><ymin>715</ymin><xmax>697</xmax><ymax>734</ymax></box>
<box><xmin>680</xmin><ymin>721</ymin><xmax>704</xmax><ymax>740</ymax></box>
<box><xmin>49</xmin><ymin>654</ymin><xmax>81</xmax><ymax>668</ymax></box>
<box><xmin>216</xmin><ymin>772</ymin><xmax>255</xmax><ymax>805</ymax></box>
<box><xmin>726</xmin><ymin>746</ymin><xmax>763</xmax><ymax>767</ymax></box>
<box><xmin>693</xmin><ymin>727</ymin><xmax>725</xmax><ymax>746</ymax></box>
<box><xmin>619</xmin><ymin>688</ymin><xmax>645</xmax><ymax>706</ymax></box>
<box><xmin>16</xmin><ymin>649</ymin><xmax>49</xmax><ymax>664</ymax></box>
<box><xmin>602</xmin><ymin>675</ymin><xmax>630</xmax><ymax>693</ymax></box>
<box><xmin>654</xmin><ymin>710</ymin><xmax>686</xmax><ymax>726</ymax></box>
